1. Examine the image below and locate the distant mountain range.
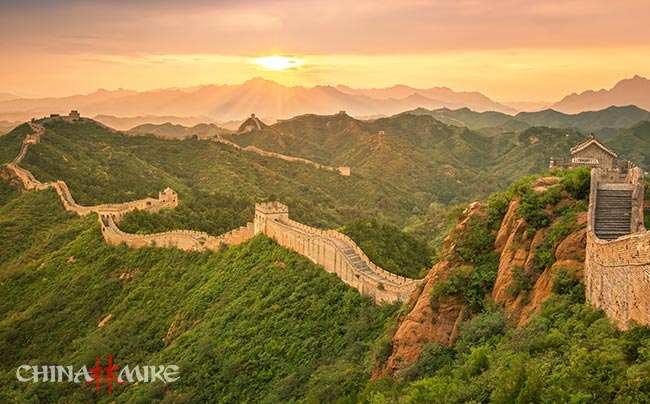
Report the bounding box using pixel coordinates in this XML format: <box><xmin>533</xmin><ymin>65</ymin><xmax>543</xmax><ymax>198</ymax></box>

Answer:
<box><xmin>93</xmin><ymin>114</ymin><xmax>219</xmax><ymax>131</ymax></box>
<box><xmin>406</xmin><ymin>105</ymin><xmax>650</xmax><ymax>137</ymax></box>
<box><xmin>0</xmin><ymin>78</ymin><xmax>516</xmax><ymax>122</ymax></box>
<box><xmin>551</xmin><ymin>75</ymin><xmax>650</xmax><ymax>113</ymax></box>
<box><xmin>0</xmin><ymin>75</ymin><xmax>648</xmax><ymax>123</ymax></box>
<box><xmin>0</xmin><ymin>92</ymin><xmax>17</xmax><ymax>102</ymax></box>
<box><xmin>0</xmin><ymin>120</ymin><xmax>20</xmax><ymax>135</ymax></box>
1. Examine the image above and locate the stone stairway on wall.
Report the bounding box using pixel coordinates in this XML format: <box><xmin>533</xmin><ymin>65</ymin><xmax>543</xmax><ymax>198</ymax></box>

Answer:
<box><xmin>594</xmin><ymin>187</ymin><xmax>633</xmax><ymax>240</ymax></box>
<box><xmin>333</xmin><ymin>239</ymin><xmax>379</xmax><ymax>281</ymax></box>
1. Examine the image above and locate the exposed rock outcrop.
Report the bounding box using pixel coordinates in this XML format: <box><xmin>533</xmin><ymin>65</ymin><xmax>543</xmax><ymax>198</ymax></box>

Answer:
<box><xmin>376</xmin><ymin>181</ymin><xmax>588</xmax><ymax>377</ymax></box>
<box><xmin>373</xmin><ymin>203</ymin><xmax>483</xmax><ymax>379</ymax></box>
<box><xmin>373</xmin><ymin>259</ymin><xmax>465</xmax><ymax>379</ymax></box>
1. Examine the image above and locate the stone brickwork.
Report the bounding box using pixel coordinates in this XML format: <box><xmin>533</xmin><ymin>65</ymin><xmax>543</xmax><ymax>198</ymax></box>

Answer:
<box><xmin>255</xmin><ymin>202</ymin><xmax>421</xmax><ymax>304</ymax></box>
<box><xmin>212</xmin><ymin>136</ymin><xmax>350</xmax><ymax>176</ymax></box>
<box><xmin>585</xmin><ymin>231</ymin><xmax>650</xmax><ymax>328</ymax></box>
<box><xmin>585</xmin><ymin>166</ymin><xmax>650</xmax><ymax>329</ymax></box>
<box><xmin>5</xmin><ymin>119</ymin><xmax>408</xmax><ymax>305</ymax></box>
<box><xmin>100</xmin><ymin>214</ymin><xmax>254</xmax><ymax>252</ymax></box>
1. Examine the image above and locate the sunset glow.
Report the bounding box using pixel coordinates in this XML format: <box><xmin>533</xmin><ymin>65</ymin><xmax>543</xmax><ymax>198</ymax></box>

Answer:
<box><xmin>0</xmin><ymin>0</ymin><xmax>648</xmax><ymax>102</ymax></box>
<box><xmin>255</xmin><ymin>56</ymin><xmax>304</xmax><ymax>72</ymax></box>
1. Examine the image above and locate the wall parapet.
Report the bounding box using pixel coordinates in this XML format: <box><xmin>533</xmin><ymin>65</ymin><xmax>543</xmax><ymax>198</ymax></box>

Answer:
<box><xmin>99</xmin><ymin>214</ymin><xmax>254</xmax><ymax>252</ymax></box>
<box><xmin>8</xmin><ymin>119</ymin><xmax>407</xmax><ymax>306</ymax></box>
<box><xmin>212</xmin><ymin>137</ymin><xmax>350</xmax><ymax>176</ymax></box>
<box><xmin>585</xmin><ymin>166</ymin><xmax>649</xmax><ymax>329</ymax></box>
<box><xmin>276</xmin><ymin>217</ymin><xmax>416</xmax><ymax>286</ymax></box>
<box><xmin>266</xmin><ymin>218</ymin><xmax>419</xmax><ymax>303</ymax></box>
<box><xmin>253</xmin><ymin>202</ymin><xmax>421</xmax><ymax>304</ymax></box>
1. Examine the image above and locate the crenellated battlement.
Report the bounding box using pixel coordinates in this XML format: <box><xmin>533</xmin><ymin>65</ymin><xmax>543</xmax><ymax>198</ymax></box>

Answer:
<box><xmin>255</xmin><ymin>201</ymin><xmax>289</xmax><ymax>215</ymax></box>
<box><xmin>256</xmin><ymin>205</ymin><xmax>421</xmax><ymax>303</ymax></box>
<box><xmin>585</xmin><ymin>164</ymin><xmax>649</xmax><ymax>329</ymax></box>
<box><xmin>5</xmin><ymin>120</ymin><xmax>411</xmax><ymax>305</ymax></box>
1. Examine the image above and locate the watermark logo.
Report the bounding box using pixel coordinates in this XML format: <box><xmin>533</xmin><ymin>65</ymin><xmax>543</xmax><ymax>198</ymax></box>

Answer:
<box><xmin>16</xmin><ymin>355</ymin><xmax>179</xmax><ymax>394</ymax></box>
<box><xmin>88</xmin><ymin>354</ymin><xmax>123</xmax><ymax>393</ymax></box>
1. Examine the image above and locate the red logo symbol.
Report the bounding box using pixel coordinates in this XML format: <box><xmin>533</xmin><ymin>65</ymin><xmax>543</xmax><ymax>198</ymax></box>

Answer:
<box><xmin>88</xmin><ymin>355</ymin><xmax>125</xmax><ymax>394</ymax></box>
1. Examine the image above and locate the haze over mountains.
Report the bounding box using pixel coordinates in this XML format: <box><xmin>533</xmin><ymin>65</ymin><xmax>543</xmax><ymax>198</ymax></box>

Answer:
<box><xmin>0</xmin><ymin>75</ymin><xmax>648</xmax><ymax>125</ymax></box>
<box><xmin>406</xmin><ymin>105</ymin><xmax>650</xmax><ymax>138</ymax></box>
<box><xmin>551</xmin><ymin>75</ymin><xmax>650</xmax><ymax>114</ymax></box>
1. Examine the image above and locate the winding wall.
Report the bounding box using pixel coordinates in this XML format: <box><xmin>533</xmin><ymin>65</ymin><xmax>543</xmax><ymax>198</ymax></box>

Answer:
<box><xmin>100</xmin><ymin>214</ymin><xmax>254</xmax><ymax>251</ymax></box>
<box><xmin>212</xmin><ymin>137</ymin><xmax>350</xmax><ymax>176</ymax></box>
<box><xmin>5</xmin><ymin>120</ymin><xmax>413</xmax><ymax>304</ymax></box>
<box><xmin>255</xmin><ymin>202</ymin><xmax>420</xmax><ymax>304</ymax></box>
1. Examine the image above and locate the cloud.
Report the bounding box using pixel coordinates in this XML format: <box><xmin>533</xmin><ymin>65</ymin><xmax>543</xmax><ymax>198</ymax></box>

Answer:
<box><xmin>1</xmin><ymin>0</ymin><xmax>649</xmax><ymax>56</ymax></box>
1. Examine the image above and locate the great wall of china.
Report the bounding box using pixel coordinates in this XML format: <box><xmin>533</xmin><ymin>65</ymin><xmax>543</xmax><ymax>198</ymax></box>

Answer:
<box><xmin>217</xmin><ymin>113</ymin><xmax>351</xmax><ymax>176</ymax></box>
<box><xmin>584</xmin><ymin>166</ymin><xmax>650</xmax><ymax>329</ymax></box>
<box><xmin>4</xmin><ymin>119</ymin><xmax>650</xmax><ymax>322</ymax></box>
<box><xmin>212</xmin><ymin>136</ymin><xmax>351</xmax><ymax>176</ymax></box>
<box><xmin>5</xmin><ymin>121</ymin><xmax>416</xmax><ymax>304</ymax></box>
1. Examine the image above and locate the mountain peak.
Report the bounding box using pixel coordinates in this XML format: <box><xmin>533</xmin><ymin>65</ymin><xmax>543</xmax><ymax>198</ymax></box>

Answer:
<box><xmin>243</xmin><ymin>77</ymin><xmax>279</xmax><ymax>85</ymax></box>
<box><xmin>551</xmin><ymin>75</ymin><xmax>650</xmax><ymax>114</ymax></box>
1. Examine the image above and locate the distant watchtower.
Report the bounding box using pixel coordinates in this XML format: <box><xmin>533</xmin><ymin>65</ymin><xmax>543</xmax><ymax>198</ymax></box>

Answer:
<box><xmin>25</xmin><ymin>133</ymin><xmax>40</xmax><ymax>144</ymax></box>
<box><xmin>254</xmin><ymin>202</ymin><xmax>289</xmax><ymax>234</ymax></box>
<box><xmin>68</xmin><ymin>110</ymin><xmax>81</xmax><ymax>121</ymax></box>
<box><xmin>238</xmin><ymin>113</ymin><xmax>265</xmax><ymax>133</ymax></box>
<box><xmin>158</xmin><ymin>187</ymin><xmax>178</xmax><ymax>208</ymax></box>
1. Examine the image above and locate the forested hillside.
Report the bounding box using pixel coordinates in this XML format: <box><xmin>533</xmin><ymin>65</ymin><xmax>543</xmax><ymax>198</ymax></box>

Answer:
<box><xmin>225</xmin><ymin>113</ymin><xmax>587</xmax><ymax>206</ymax></box>
<box><xmin>1</xmin><ymin>116</ymin><xmax>649</xmax><ymax>402</ymax></box>
<box><xmin>11</xmin><ymin>119</ymin><xmax>421</xmax><ymax>230</ymax></box>
<box><xmin>0</xmin><ymin>185</ymin><xmax>398</xmax><ymax>402</ymax></box>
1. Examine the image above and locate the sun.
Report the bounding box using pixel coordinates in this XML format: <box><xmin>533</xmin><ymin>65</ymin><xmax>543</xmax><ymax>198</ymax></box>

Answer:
<box><xmin>255</xmin><ymin>55</ymin><xmax>304</xmax><ymax>72</ymax></box>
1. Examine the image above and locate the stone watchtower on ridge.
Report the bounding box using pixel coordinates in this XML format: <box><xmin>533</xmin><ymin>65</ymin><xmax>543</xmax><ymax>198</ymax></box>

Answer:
<box><xmin>68</xmin><ymin>110</ymin><xmax>81</xmax><ymax>121</ymax></box>
<box><xmin>158</xmin><ymin>187</ymin><xmax>178</xmax><ymax>208</ymax></box>
<box><xmin>254</xmin><ymin>201</ymin><xmax>289</xmax><ymax>235</ymax></box>
<box><xmin>238</xmin><ymin>113</ymin><xmax>265</xmax><ymax>133</ymax></box>
<box><xmin>550</xmin><ymin>134</ymin><xmax>618</xmax><ymax>170</ymax></box>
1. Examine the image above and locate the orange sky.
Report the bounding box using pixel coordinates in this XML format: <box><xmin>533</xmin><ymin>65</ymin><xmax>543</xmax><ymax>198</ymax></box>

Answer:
<box><xmin>1</xmin><ymin>0</ymin><xmax>649</xmax><ymax>101</ymax></box>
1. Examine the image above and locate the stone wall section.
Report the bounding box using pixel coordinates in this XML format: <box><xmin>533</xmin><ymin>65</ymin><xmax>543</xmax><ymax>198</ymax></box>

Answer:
<box><xmin>585</xmin><ymin>166</ymin><xmax>650</xmax><ymax>329</ymax></box>
<box><xmin>212</xmin><ymin>137</ymin><xmax>350</xmax><ymax>176</ymax></box>
<box><xmin>5</xmin><ymin>120</ymin><xmax>417</xmax><ymax>304</ymax></box>
<box><xmin>100</xmin><ymin>214</ymin><xmax>254</xmax><ymax>252</ymax></box>
<box><xmin>255</xmin><ymin>202</ymin><xmax>420</xmax><ymax>304</ymax></box>
<box><xmin>6</xmin><ymin>123</ymin><xmax>178</xmax><ymax>217</ymax></box>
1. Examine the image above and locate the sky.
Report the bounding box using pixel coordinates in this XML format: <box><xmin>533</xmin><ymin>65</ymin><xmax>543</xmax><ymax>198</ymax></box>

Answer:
<box><xmin>0</xmin><ymin>0</ymin><xmax>649</xmax><ymax>101</ymax></box>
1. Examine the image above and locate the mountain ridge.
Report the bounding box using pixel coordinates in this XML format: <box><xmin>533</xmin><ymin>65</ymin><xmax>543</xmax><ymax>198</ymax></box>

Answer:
<box><xmin>2</xmin><ymin>75</ymin><xmax>648</xmax><ymax>122</ymax></box>
<box><xmin>0</xmin><ymin>78</ymin><xmax>515</xmax><ymax>122</ymax></box>
<box><xmin>405</xmin><ymin>104</ymin><xmax>650</xmax><ymax>135</ymax></box>
<box><xmin>551</xmin><ymin>75</ymin><xmax>650</xmax><ymax>113</ymax></box>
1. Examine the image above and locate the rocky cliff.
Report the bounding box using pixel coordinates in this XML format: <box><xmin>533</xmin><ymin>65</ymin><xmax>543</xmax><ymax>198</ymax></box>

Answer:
<box><xmin>375</xmin><ymin>176</ymin><xmax>587</xmax><ymax>378</ymax></box>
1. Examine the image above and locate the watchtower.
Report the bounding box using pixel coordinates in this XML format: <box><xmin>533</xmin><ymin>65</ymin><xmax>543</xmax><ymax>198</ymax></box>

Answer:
<box><xmin>569</xmin><ymin>134</ymin><xmax>616</xmax><ymax>169</ymax></box>
<box><xmin>158</xmin><ymin>187</ymin><xmax>178</xmax><ymax>208</ymax></box>
<box><xmin>254</xmin><ymin>201</ymin><xmax>289</xmax><ymax>234</ymax></box>
<box><xmin>68</xmin><ymin>110</ymin><xmax>80</xmax><ymax>121</ymax></box>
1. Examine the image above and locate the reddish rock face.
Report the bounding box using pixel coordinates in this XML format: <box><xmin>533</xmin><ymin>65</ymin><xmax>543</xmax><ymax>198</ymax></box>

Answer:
<box><xmin>373</xmin><ymin>260</ymin><xmax>465</xmax><ymax>380</ymax></box>
<box><xmin>375</xmin><ymin>186</ymin><xmax>589</xmax><ymax>377</ymax></box>
<box><xmin>374</xmin><ymin>204</ymin><xmax>483</xmax><ymax>379</ymax></box>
